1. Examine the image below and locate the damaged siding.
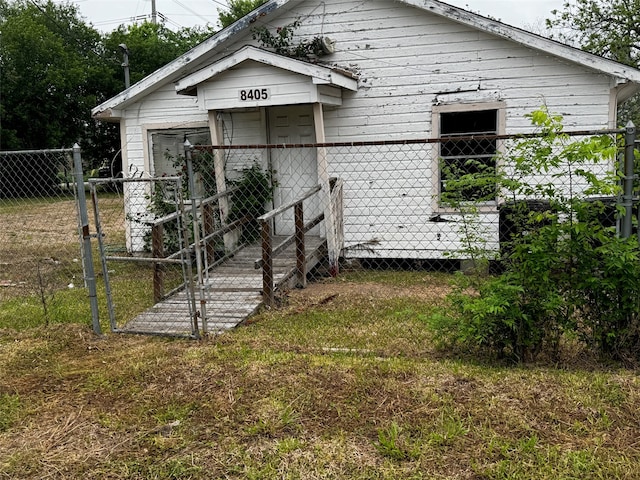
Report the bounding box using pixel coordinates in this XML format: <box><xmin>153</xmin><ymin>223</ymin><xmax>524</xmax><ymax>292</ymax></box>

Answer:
<box><xmin>271</xmin><ymin>0</ymin><xmax>614</xmax><ymax>257</ymax></box>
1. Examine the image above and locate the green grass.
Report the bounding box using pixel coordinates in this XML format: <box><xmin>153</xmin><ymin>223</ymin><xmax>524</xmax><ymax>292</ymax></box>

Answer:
<box><xmin>1</xmin><ymin>271</ymin><xmax>639</xmax><ymax>479</ymax></box>
<box><xmin>0</xmin><ymin>257</ymin><xmax>189</xmax><ymax>331</ymax></box>
<box><xmin>0</xmin><ymin>194</ymin><xmax>77</xmax><ymax>213</ymax></box>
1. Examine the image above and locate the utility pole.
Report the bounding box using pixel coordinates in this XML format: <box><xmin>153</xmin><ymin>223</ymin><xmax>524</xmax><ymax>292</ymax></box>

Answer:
<box><xmin>119</xmin><ymin>44</ymin><xmax>130</xmax><ymax>89</ymax></box>
<box><xmin>151</xmin><ymin>0</ymin><xmax>158</xmax><ymax>24</ymax></box>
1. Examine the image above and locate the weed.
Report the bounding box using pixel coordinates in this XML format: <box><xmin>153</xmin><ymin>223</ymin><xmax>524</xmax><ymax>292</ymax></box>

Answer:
<box><xmin>375</xmin><ymin>422</ymin><xmax>420</xmax><ymax>461</ymax></box>
<box><xmin>276</xmin><ymin>437</ymin><xmax>304</xmax><ymax>453</ymax></box>
<box><xmin>2</xmin><ymin>273</ymin><xmax>640</xmax><ymax>479</ymax></box>
<box><xmin>0</xmin><ymin>393</ymin><xmax>22</xmax><ymax>432</ymax></box>
<box><xmin>433</xmin><ymin>107</ymin><xmax>640</xmax><ymax>363</ymax></box>
<box><xmin>426</xmin><ymin>409</ymin><xmax>469</xmax><ymax>447</ymax></box>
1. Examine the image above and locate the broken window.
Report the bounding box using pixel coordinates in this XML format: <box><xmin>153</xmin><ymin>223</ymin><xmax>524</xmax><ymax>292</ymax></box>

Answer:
<box><xmin>439</xmin><ymin>109</ymin><xmax>498</xmax><ymax>203</ymax></box>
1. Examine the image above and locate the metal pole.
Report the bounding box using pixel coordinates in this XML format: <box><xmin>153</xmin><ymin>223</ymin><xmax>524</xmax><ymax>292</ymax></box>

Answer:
<box><xmin>151</xmin><ymin>0</ymin><xmax>158</xmax><ymax>24</ymax></box>
<box><xmin>622</xmin><ymin>121</ymin><xmax>636</xmax><ymax>239</ymax></box>
<box><xmin>72</xmin><ymin>144</ymin><xmax>101</xmax><ymax>335</ymax></box>
<box><xmin>176</xmin><ymin>176</ymin><xmax>200</xmax><ymax>339</ymax></box>
<box><xmin>119</xmin><ymin>44</ymin><xmax>130</xmax><ymax>89</ymax></box>
<box><xmin>90</xmin><ymin>182</ymin><xmax>116</xmax><ymax>331</ymax></box>
<box><xmin>185</xmin><ymin>141</ymin><xmax>208</xmax><ymax>334</ymax></box>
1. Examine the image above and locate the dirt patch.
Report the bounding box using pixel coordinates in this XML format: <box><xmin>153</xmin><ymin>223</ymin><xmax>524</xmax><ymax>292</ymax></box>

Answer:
<box><xmin>283</xmin><ymin>277</ymin><xmax>453</xmax><ymax>310</ymax></box>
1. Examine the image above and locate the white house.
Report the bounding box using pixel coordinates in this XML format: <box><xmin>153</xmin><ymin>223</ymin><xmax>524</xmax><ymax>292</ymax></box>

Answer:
<box><xmin>92</xmin><ymin>0</ymin><xmax>640</xmax><ymax>262</ymax></box>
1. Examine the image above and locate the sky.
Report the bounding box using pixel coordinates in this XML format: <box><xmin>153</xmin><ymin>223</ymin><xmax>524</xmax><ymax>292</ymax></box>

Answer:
<box><xmin>58</xmin><ymin>0</ymin><xmax>568</xmax><ymax>33</ymax></box>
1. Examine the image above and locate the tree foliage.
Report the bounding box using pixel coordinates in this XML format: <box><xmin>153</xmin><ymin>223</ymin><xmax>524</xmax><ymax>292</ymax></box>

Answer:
<box><xmin>430</xmin><ymin>108</ymin><xmax>640</xmax><ymax>363</ymax></box>
<box><xmin>546</xmin><ymin>0</ymin><xmax>640</xmax><ymax>125</ymax></box>
<box><xmin>0</xmin><ymin>0</ymin><xmax>215</xmax><ymax>167</ymax></box>
<box><xmin>0</xmin><ymin>0</ymin><xmax>107</xmax><ymax>150</ymax></box>
<box><xmin>547</xmin><ymin>0</ymin><xmax>640</xmax><ymax>67</ymax></box>
<box><xmin>218</xmin><ymin>0</ymin><xmax>267</xmax><ymax>29</ymax></box>
<box><xmin>101</xmin><ymin>22</ymin><xmax>214</xmax><ymax>86</ymax></box>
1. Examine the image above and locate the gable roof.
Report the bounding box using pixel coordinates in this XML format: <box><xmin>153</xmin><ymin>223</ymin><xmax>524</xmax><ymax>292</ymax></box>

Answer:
<box><xmin>175</xmin><ymin>45</ymin><xmax>358</xmax><ymax>95</ymax></box>
<box><xmin>92</xmin><ymin>0</ymin><xmax>640</xmax><ymax>119</ymax></box>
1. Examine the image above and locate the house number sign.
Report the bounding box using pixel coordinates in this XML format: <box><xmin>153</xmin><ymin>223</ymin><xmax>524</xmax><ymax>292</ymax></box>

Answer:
<box><xmin>239</xmin><ymin>88</ymin><xmax>270</xmax><ymax>101</ymax></box>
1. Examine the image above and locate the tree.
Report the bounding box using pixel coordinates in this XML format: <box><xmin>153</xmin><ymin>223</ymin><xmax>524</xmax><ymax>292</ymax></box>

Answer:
<box><xmin>547</xmin><ymin>0</ymin><xmax>640</xmax><ymax>67</ymax></box>
<box><xmin>0</xmin><ymin>0</ymin><xmax>214</xmax><ymax>166</ymax></box>
<box><xmin>101</xmin><ymin>22</ymin><xmax>215</xmax><ymax>87</ymax></box>
<box><xmin>546</xmin><ymin>0</ymin><xmax>640</xmax><ymax>124</ymax></box>
<box><xmin>0</xmin><ymin>0</ymin><xmax>107</xmax><ymax>151</ymax></box>
<box><xmin>218</xmin><ymin>0</ymin><xmax>267</xmax><ymax>29</ymax></box>
<box><xmin>86</xmin><ymin>22</ymin><xmax>215</xmax><ymax>170</ymax></box>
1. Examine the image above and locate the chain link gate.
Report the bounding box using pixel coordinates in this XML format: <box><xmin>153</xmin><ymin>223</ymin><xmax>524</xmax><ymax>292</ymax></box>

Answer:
<box><xmin>89</xmin><ymin>176</ymin><xmax>202</xmax><ymax>338</ymax></box>
<box><xmin>0</xmin><ymin>146</ymin><xmax>102</xmax><ymax>331</ymax></box>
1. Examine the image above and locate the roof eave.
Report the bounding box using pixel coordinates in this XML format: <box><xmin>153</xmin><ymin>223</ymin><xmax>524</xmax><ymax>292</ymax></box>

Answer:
<box><xmin>175</xmin><ymin>46</ymin><xmax>358</xmax><ymax>95</ymax></box>
<box><xmin>400</xmin><ymin>0</ymin><xmax>640</xmax><ymax>84</ymax></box>
<box><xmin>91</xmin><ymin>0</ymin><xmax>296</xmax><ymax>118</ymax></box>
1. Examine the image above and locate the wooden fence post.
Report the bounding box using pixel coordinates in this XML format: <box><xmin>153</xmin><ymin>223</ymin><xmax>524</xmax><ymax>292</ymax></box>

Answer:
<box><xmin>294</xmin><ymin>202</ymin><xmax>306</xmax><ymax>288</ymax></box>
<box><xmin>203</xmin><ymin>202</ymin><xmax>215</xmax><ymax>265</ymax></box>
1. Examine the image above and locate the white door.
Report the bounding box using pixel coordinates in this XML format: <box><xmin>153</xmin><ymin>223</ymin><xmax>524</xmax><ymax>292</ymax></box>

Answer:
<box><xmin>268</xmin><ymin>106</ymin><xmax>319</xmax><ymax>235</ymax></box>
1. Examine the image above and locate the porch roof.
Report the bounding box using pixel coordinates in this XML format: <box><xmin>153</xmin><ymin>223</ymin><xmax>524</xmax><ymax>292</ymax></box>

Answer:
<box><xmin>175</xmin><ymin>46</ymin><xmax>358</xmax><ymax>96</ymax></box>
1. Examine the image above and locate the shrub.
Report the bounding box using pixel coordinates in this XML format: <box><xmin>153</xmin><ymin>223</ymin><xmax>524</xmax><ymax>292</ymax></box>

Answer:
<box><xmin>431</xmin><ymin>108</ymin><xmax>640</xmax><ymax>363</ymax></box>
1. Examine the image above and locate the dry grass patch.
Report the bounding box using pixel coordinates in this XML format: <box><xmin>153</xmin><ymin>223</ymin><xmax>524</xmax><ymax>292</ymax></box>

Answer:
<box><xmin>1</xmin><ymin>273</ymin><xmax>640</xmax><ymax>479</ymax></box>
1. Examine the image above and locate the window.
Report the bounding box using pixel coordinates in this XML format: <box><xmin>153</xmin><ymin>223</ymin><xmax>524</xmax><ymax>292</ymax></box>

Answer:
<box><xmin>438</xmin><ymin>108</ymin><xmax>499</xmax><ymax>205</ymax></box>
<box><xmin>150</xmin><ymin>128</ymin><xmax>211</xmax><ymax>177</ymax></box>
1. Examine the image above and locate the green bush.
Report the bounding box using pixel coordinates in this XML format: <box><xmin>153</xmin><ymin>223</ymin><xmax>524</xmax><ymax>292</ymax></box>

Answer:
<box><xmin>431</xmin><ymin>108</ymin><xmax>640</xmax><ymax>363</ymax></box>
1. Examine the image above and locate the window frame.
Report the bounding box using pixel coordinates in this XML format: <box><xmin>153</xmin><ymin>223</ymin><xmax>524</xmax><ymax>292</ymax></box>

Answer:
<box><xmin>141</xmin><ymin>122</ymin><xmax>210</xmax><ymax>177</ymax></box>
<box><xmin>431</xmin><ymin>102</ymin><xmax>506</xmax><ymax>213</ymax></box>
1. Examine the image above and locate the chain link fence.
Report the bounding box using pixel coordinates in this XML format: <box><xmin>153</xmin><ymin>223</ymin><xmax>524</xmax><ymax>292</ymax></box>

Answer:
<box><xmin>0</xmin><ymin>148</ymin><xmax>87</xmax><ymax>328</ymax></box>
<box><xmin>96</xmin><ymin>127</ymin><xmax>630</xmax><ymax>337</ymax></box>
<box><xmin>1</xmin><ymin>126</ymin><xmax>636</xmax><ymax>336</ymax></box>
<box><xmin>89</xmin><ymin>177</ymin><xmax>200</xmax><ymax>337</ymax></box>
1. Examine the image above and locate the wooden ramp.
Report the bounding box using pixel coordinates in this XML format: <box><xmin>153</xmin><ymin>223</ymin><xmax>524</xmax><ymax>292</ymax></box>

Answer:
<box><xmin>120</xmin><ymin>236</ymin><xmax>326</xmax><ymax>337</ymax></box>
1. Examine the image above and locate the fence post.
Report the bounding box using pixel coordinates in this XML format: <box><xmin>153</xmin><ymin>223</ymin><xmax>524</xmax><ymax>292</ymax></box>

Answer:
<box><xmin>73</xmin><ymin>144</ymin><xmax>101</xmax><ymax>334</ymax></box>
<box><xmin>260</xmin><ymin>219</ymin><xmax>274</xmax><ymax>307</ymax></box>
<box><xmin>622</xmin><ymin>121</ymin><xmax>636</xmax><ymax>239</ymax></box>
<box><xmin>185</xmin><ymin>141</ymin><xmax>208</xmax><ymax>333</ymax></box>
<box><xmin>294</xmin><ymin>202</ymin><xmax>307</xmax><ymax>288</ymax></box>
<box><xmin>203</xmin><ymin>202</ymin><xmax>215</xmax><ymax>266</ymax></box>
<box><xmin>152</xmin><ymin>223</ymin><xmax>164</xmax><ymax>303</ymax></box>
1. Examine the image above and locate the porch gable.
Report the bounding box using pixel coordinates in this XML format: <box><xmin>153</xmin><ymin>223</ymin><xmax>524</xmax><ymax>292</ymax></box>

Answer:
<box><xmin>175</xmin><ymin>46</ymin><xmax>358</xmax><ymax>110</ymax></box>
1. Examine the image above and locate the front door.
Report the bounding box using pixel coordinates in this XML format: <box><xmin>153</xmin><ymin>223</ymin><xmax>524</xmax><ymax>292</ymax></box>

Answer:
<box><xmin>268</xmin><ymin>105</ymin><xmax>319</xmax><ymax>235</ymax></box>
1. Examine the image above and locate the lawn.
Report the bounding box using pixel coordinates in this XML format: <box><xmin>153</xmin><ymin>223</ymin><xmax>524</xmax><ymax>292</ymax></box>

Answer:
<box><xmin>1</xmin><ymin>271</ymin><xmax>639</xmax><ymax>479</ymax></box>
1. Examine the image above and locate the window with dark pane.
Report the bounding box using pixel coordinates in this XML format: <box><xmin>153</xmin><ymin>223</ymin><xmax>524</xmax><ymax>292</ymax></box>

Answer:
<box><xmin>440</xmin><ymin>109</ymin><xmax>497</xmax><ymax>202</ymax></box>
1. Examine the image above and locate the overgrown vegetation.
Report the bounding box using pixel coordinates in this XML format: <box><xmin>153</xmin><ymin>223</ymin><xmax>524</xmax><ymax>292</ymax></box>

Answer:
<box><xmin>227</xmin><ymin>161</ymin><xmax>276</xmax><ymax>242</ymax></box>
<box><xmin>252</xmin><ymin>19</ymin><xmax>334</xmax><ymax>61</ymax></box>
<box><xmin>430</xmin><ymin>108</ymin><xmax>640</xmax><ymax>363</ymax></box>
<box><xmin>138</xmin><ymin>153</ymin><xmax>275</xmax><ymax>253</ymax></box>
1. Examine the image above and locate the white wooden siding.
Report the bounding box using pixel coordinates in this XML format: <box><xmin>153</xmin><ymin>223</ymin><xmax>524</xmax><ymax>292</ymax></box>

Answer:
<box><xmin>276</xmin><ymin>0</ymin><xmax>618</xmax><ymax>258</ymax></box>
<box><xmin>218</xmin><ymin>110</ymin><xmax>270</xmax><ymax>181</ymax></box>
<box><xmin>117</xmin><ymin>0</ymin><xmax>622</xmax><ymax>258</ymax></box>
<box><xmin>198</xmin><ymin>61</ymin><xmax>342</xmax><ymax>110</ymax></box>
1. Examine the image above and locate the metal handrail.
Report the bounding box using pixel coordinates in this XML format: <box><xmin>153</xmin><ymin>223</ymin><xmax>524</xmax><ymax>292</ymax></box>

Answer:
<box><xmin>150</xmin><ymin>185</ymin><xmax>243</xmax><ymax>302</ymax></box>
